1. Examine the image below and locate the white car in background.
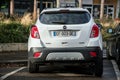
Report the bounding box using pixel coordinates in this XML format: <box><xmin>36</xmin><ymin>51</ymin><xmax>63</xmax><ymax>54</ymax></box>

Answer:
<box><xmin>28</xmin><ymin>8</ymin><xmax>103</xmax><ymax>77</ymax></box>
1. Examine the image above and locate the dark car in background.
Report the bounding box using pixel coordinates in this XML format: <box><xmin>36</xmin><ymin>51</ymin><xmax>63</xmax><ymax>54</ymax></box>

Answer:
<box><xmin>106</xmin><ymin>23</ymin><xmax>120</xmax><ymax>69</ymax></box>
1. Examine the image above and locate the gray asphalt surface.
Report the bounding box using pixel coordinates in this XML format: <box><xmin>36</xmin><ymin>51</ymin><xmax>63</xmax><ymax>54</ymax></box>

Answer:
<box><xmin>0</xmin><ymin>50</ymin><xmax>119</xmax><ymax>80</ymax></box>
<box><xmin>0</xmin><ymin>60</ymin><xmax>117</xmax><ymax>80</ymax></box>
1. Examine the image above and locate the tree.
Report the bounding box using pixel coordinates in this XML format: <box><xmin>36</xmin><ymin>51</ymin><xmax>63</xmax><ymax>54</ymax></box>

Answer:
<box><xmin>100</xmin><ymin>0</ymin><xmax>104</xmax><ymax>19</ymax></box>
<box><xmin>33</xmin><ymin>0</ymin><xmax>37</xmax><ymax>20</ymax></box>
<box><xmin>10</xmin><ymin>0</ymin><xmax>14</xmax><ymax>16</ymax></box>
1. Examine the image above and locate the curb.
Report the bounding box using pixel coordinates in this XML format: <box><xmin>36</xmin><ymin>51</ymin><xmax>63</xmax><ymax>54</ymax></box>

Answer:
<box><xmin>111</xmin><ymin>60</ymin><xmax>120</xmax><ymax>80</ymax></box>
<box><xmin>0</xmin><ymin>43</ymin><xmax>27</xmax><ymax>52</ymax></box>
<box><xmin>0</xmin><ymin>60</ymin><xmax>28</xmax><ymax>64</ymax></box>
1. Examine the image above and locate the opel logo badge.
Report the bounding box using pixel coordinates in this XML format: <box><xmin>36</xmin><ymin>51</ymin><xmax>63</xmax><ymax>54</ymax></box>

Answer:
<box><xmin>63</xmin><ymin>26</ymin><xmax>67</xmax><ymax>30</ymax></box>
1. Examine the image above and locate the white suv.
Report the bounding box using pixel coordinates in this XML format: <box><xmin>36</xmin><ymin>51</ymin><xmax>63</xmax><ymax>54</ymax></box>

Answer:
<box><xmin>28</xmin><ymin>8</ymin><xmax>103</xmax><ymax>77</ymax></box>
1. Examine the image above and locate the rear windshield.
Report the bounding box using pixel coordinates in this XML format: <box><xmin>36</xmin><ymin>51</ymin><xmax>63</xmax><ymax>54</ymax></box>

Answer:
<box><xmin>40</xmin><ymin>11</ymin><xmax>91</xmax><ymax>24</ymax></box>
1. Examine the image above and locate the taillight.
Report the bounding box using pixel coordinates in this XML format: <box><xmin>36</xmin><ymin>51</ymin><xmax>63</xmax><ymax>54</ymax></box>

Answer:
<box><xmin>31</xmin><ymin>25</ymin><xmax>40</xmax><ymax>39</ymax></box>
<box><xmin>90</xmin><ymin>25</ymin><xmax>99</xmax><ymax>38</ymax></box>
<box><xmin>33</xmin><ymin>52</ymin><xmax>41</xmax><ymax>58</ymax></box>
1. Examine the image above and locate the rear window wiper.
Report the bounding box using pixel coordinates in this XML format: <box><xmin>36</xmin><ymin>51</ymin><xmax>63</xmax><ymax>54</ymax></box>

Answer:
<box><xmin>52</xmin><ymin>21</ymin><xmax>66</xmax><ymax>24</ymax></box>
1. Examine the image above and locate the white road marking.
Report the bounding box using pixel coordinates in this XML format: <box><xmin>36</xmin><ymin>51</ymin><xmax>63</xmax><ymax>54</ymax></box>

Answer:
<box><xmin>0</xmin><ymin>67</ymin><xmax>26</xmax><ymax>80</ymax></box>
<box><xmin>111</xmin><ymin>60</ymin><xmax>120</xmax><ymax>80</ymax></box>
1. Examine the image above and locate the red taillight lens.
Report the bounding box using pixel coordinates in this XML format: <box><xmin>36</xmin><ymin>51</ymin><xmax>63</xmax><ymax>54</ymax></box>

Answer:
<box><xmin>33</xmin><ymin>52</ymin><xmax>41</xmax><ymax>58</ymax></box>
<box><xmin>31</xmin><ymin>25</ymin><xmax>40</xmax><ymax>39</ymax></box>
<box><xmin>90</xmin><ymin>25</ymin><xmax>99</xmax><ymax>38</ymax></box>
<box><xmin>90</xmin><ymin>52</ymin><xmax>97</xmax><ymax>57</ymax></box>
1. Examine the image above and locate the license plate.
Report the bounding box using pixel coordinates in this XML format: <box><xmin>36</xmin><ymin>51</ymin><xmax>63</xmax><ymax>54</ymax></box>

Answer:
<box><xmin>53</xmin><ymin>31</ymin><xmax>76</xmax><ymax>37</ymax></box>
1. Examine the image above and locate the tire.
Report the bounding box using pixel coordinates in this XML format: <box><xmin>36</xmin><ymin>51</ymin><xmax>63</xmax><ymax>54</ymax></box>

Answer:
<box><xmin>116</xmin><ymin>42</ymin><xmax>120</xmax><ymax>69</ymax></box>
<box><xmin>94</xmin><ymin>56</ymin><xmax>103</xmax><ymax>77</ymax></box>
<box><xmin>116</xmin><ymin>56</ymin><xmax>120</xmax><ymax>70</ymax></box>
<box><xmin>28</xmin><ymin>61</ymin><xmax>39</xmax><ymax>73</ymax></box>
<box><xmin>106</xmin><ymin>44</ymin><xmax>113</xmax><ymax>60</ymax></box>
<box><xmin>106</xmin><ymin>49</ymin><xmax>112</xmax><ymax>60</ymax></box>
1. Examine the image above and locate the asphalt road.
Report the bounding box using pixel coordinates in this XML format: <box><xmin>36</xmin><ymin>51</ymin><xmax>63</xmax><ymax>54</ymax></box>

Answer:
<box><xmin>0</xmin><ymin>59</ymin><xmax>119</xmax><ymax>80</ymax></box>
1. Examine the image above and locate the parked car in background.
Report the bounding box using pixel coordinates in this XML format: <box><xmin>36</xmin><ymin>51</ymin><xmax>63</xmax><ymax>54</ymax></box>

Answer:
<box><xmin>28</xmin><ymin>8</ymin><xmax>103</xmax><ymax>77</ymax></box>
<box><xmin>106</xmin><ymin>23</ymin><xmax>120</xmax><ymax>69</ymax></box>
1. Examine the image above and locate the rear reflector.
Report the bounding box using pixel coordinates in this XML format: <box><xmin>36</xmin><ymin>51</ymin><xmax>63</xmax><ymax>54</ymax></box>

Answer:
<box><xmin>33</xmin><ymin>52</ymin><xmax>41</xmax><ymax>58</ymax></box>
<box><xmin>90</xmin><ymin>52</ymin><xmax>97</xmax><ymax>57</ymax></box>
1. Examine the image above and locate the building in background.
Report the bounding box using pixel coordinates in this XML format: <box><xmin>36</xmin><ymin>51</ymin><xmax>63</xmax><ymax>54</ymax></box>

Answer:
<box><xmin>116</xmin><ymin>0</ymin><xmax>120</xmax><ymax>18</ymax></box>
<box><xmin>0</xmin><ymin>0</ymin><xmax>9</xmax><ymax>15</ymax></box>
<box><xmin>57</xmin><ymin>0</ymin><xmax>79</xmax><ymax>7</ymax></box>
<box><xmin>0</xmin><ymin>0</ymin><xmax>120</xmax><ymax>19</ymax></box>
<box><xmin>82</xmin><ymin>0</ymin><xmax>119</xmax><ymax>19</ymax></box>
<box><xmin>0</xmin><ymin>0</ymin><xmax>34</xmax><ymax>16</ymax></box>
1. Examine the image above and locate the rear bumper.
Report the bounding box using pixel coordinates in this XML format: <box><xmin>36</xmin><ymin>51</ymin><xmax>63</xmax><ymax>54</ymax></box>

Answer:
<box><xmin>28</xmin><ymin>47</ymin><xmax>103</xmax><ymax>64</ymax></box>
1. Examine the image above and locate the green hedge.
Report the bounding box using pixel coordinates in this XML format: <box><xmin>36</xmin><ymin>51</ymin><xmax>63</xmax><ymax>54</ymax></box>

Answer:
<box><xmin>0</xmin><ymin>22</ymin><xmax>30</xmax><ymax>43</ymax></box>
